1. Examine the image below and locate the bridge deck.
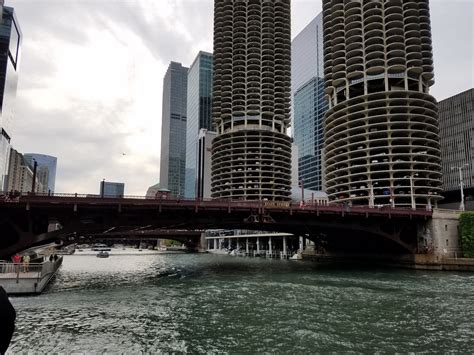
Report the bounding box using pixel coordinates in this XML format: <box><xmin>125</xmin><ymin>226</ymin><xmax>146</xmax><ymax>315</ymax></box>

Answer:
<box><xmin>0</xmin><ymin>193</ymin><xmax>433</xmax><ymax>218</ymax></box>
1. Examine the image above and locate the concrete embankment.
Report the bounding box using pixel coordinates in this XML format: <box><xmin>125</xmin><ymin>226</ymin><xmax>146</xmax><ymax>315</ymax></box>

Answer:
<box><xmin>301</xmin><ymin>253</ymin><xmax>474</xmax><ymax>272</ymax></box>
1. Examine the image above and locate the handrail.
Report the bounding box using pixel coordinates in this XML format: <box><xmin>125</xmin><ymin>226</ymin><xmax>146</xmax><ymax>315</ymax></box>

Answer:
<box><xmin>0</xmin><ymin>191</ymin><xmax>433</xmax><ymax>216</ymax></box>
<box><xmin>0</xmin><ymin>258</ymin><xmax>62</xmax><ymax>279</ymax></box>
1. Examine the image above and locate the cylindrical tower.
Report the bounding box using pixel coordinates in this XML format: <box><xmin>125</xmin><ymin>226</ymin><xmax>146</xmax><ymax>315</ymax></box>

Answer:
<box><xmin>322</xmin><ymin>0</ymin><xmax>442</xmax><ymax>208</ymax></box>
<box><xmin>211</xmin><ymin>0</ymin><xmax>292</xmax><ymax>201</ymax></box>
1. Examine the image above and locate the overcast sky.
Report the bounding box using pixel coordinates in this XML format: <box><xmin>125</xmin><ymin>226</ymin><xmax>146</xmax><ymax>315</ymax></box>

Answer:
<box><xmin>7</xmin><ymin>0</ymin><xmax>474</xmax><ymax>195</ymax></box>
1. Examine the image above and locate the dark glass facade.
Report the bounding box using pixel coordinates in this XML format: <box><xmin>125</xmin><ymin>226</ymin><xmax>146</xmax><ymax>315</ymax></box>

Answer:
<box><xmin>185</xmin><ymin>52</ymin><xmax>213</xmax><ymax>199</ymax></box>
<box><xmin>100</xmin><ymin>181</ymin><xmax>125</xmax><ymax>198</ymax></box>
<box><xmin>24</xmin><ymin>153</ymin><xmax>58</xmax><ymax>193</ymax></box>
<box><xmin>438</xmin><ymin>89</ymin><xmax>473</xmax><ymax>193</ymax></box>
<box><xmin>293</xmin><ymin>77</ymin><xmax>327</xmax><ymax>191</ymax></box>
<box><xmin>159</xmin><ymin>62</ymin><xmax>188</xmax><ymax>198</ymax></box>
<box><xmin>292</xmin><ymin>13</ymin><xmax>327</xmax><ymax>191</ymax></box>
<box><xmin>0</xmin><ymin>5</ymin><xmax>21</xmax><ymax>191</ymax></box>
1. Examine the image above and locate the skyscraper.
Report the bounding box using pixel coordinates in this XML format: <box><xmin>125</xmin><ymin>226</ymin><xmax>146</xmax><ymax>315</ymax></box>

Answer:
<box><xmin>7</xmin><ymin>148</ymin><xmax>45</xmax><ymax>193</ymax></box>
<box><xmin>196</xmin><ymin>129</ymin><xmax>216</xmax><ymax>200</ymax></box>
<box><xmin>322</xmin><ymin>0</ymin><xmax>442</xmax><ymax>207</ymax></box>
<box><xmin>438</xmin><ymin>89</ymin><xmax>473</xmax><ymax>194</ymax></box>
<box><xmin>211</xmin><ymin>1</ymin><xmax>292</xmax><ymax>201</ymax></box>
<box><xmin>159</xmin><ymin>62</ymin><xmax>188</xmax><ymax>198</ymax></box>
<box><xmin>185</xmin><ymin>51</ymin><xmax>213</xmax><ymax>199</ymax></box>
<box><xmin>24</xmin><ymin>153</ymin><xmax>57</xmax><ymax>193</ymax></box>
<box><xmin>292</xmin><ymin>13</ymin><xmax>328</xmax><ymax>192</ymax></box>
<box><xmin>0</xmin><ymin>4</ymin><xmax>21</xmax><ymax>191</ymax></box>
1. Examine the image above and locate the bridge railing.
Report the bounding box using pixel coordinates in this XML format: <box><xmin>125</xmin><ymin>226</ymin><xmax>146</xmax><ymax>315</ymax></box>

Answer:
<box><xmin>0</xmin><ymin>257</ymin><xmax>63</xmax><ymax>281</ymax></box>
<box><xmin>0</xmin><ymin>191</ymin><xmax>433</xmax><ymax>216</ymax></box>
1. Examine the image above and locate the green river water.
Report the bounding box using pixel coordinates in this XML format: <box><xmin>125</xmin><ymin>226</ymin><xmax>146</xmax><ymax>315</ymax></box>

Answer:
<box><xmin>8</xmin><ymin>253</ymin><xmax>474</xmax><ymax>353</ymax></box>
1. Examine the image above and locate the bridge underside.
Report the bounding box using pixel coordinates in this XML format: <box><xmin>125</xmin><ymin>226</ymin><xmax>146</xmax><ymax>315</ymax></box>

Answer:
<box><xmin>0</xmin><ymin>200</ymin><xmax>424</xmax><ymax>258</ymax></box>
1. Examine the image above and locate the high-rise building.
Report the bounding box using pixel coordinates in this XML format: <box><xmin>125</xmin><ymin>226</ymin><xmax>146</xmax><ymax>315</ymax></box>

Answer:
<box><xmin>322</xmin><ymin>0</ymin><xmax>442</xmax><ymax>207</ymax></box>
<box><xmin>438</xmin><ymin>88</ymin><xmax>473</xmax><ymax>194</ymax></box>
<box><xmin>291</xmin><ymin>143</ymin><xmax>299</xmax><ymax>188</ymax></box>
<box><xmin>0</xmin><ymin>5</ymin><xmax>21</xmax><ymax>191</ymax></box>
<box><xmin>100</xmin><ymin>181</ymin><xmax>125</xmax><ymax>198</ymax></box>
<box><xmin>196</xmin><ymin>129</ymin><xmax>216</xmax><ymax>200</ymax></box>
<box><xmin>24</xmin><ymin>153</ymin><xmax>57</xmax><ymax>193</ymax></box>
<box><xmin>292</xmin><ymin>14</ymin><xmax>328</xmax><ymax>192</ymax></box>
<box><xmin>159</xmin><ymin>62</ymin><xmax>188</xmax><ymax>198</ymax></box>
<box><xmin>7</xmin><ymin>148</ymin><xmax>44</xmax><ymax>193</ymax></box>
<box><xmin>211</xmin><ymin>1</ymin><xmax>292</xmax><ymax>201</ymax></box>
<box><xmin>185</xmin><ymin>51</ymin><xmax>213</xmax><ymax>199</ymax></box>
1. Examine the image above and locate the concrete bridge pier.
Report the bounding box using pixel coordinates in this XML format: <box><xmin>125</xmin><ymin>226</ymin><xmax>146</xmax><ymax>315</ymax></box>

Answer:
<box><xmin>417</xmin><ymin>209</ymin><xmax>462</xmax><ymax>261</ymax></box>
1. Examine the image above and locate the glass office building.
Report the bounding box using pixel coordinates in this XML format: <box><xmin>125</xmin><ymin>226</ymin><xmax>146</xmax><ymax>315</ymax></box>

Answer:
<box><xmin>0</xmin><ymin>5</ymin><xmax>21</xmax><ymax>191</ymax></box>
<box><xmin>100</xmin><ymin>181</ymin><xmax>125</xmax><ymax>198</ymax></box>
<box><xmin>185</xmin><ymin>52</ymin><xmax>213</xmax><ymax>199</ymax></box>
<box><xmin>159</xmin><ymin>62</ymin><xmax>188</xmax><ymax>198</ymax></box>
<box><xmin>293</xmin><ymin>77</ymin><xmax>327</xmax><ymax>191</ymax></box>
<box><xmin>24</xmin><ymin>153</ymin><xmax>57</xmax><ymax>193</ymax></box>
<box><xmin>292</xmin><ymin>13</ymin><xmax>327</xmax><ymax>191</ymax></box>
<box><xmin>438</xmin><ymin>89</ymin><xmax>473</xmax><ymax>193</ymax></box>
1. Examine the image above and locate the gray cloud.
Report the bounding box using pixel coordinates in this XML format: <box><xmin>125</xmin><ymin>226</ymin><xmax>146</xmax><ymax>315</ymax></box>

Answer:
<box><xmin>4</xmin><ymin>0</ymin><xmax>474</xmax><ymax>196</ymax></box>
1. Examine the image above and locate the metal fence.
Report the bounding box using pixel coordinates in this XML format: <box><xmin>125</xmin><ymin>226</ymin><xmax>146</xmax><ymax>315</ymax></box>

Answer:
<box><xmin>0</xmin><ymin>257</ymin><xmax>62</xmax><ymax>282</ymax></box>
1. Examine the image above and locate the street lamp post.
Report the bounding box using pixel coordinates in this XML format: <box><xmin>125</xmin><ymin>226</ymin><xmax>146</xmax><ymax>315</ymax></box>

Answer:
<box><xmin>101</xmin><ymin>178</ymin><xmax>105</xmax><ymax>198</ymax></box>
<box><xmin>299</xmin><ymin>179</ymin><xmax>304</xmax><ymax>206</ymax></box>
<box><xmin>451</xmin><ymin>164</ymin><xmax>469</xmax><ymax>211</ymax></box>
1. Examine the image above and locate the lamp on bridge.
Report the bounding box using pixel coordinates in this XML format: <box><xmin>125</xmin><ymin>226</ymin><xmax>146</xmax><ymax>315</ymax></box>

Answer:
<box><xmin>101</xmin><ymin>178</ymin><xmax>105</xmax><ymax>198</ymax></box>
<box><xmin>451</xmin><ymin>164</ymin><xmax>469</xmax><ymax>211</ymax></box>
<box><xmin>299</xmin><ymin>179</ymin><xmax>304</xmax><ymax>206</ymax></box>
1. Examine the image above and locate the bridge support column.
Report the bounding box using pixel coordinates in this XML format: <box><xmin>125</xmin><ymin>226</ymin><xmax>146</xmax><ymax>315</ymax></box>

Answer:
<box><xmin>246</xmin><ymin>238</ymin><xmax>249</xmax><ymax>254</ymax></box>
<box><xmin>268</xmin><ymin>237</ymin><xmax>272</xmax><ymax>256</ymax></box>
<box><xmin>199</xmin><ymin>232</ymin><xmax>207</xmax><ymax>253</ymax></box>
<box><xmin>213</xmin><ymin>239</ymin><xmax>217</xmax><ymax>250</ymax></box>
<box><xmin>283</xmin><ymin>236</ymin><xmax>287</xmax><ymax>256</ymax></box>
<box><xmin>299</xmin><ymin>236</ymin><xmax>304</xmax><ymax>253</ymax></box>
<box><xmin>419</xmin><ymin>209</ymin><xmax>462</xmax><ymax>259</ymax></box>
<box><xmin>256</xmin><ymin>237</ymin><xmax>260</xmax><ymax>254</ymax></box>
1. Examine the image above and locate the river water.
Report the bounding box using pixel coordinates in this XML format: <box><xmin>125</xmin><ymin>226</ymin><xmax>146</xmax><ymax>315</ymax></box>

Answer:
<box><xmin>8</xmin><ymin>252</ymin><xmax>474</xmax><ymax>353</ymax></box>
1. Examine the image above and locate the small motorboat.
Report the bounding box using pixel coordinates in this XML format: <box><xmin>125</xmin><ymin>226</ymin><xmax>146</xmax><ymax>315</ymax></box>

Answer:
<box><xmin>96</xmin><ymin>251</ymin><xmax>109</xmax><ymax>258</ymax></box>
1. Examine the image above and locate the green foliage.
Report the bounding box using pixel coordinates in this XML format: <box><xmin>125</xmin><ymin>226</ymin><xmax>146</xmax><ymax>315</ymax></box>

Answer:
<box><xmin>459</xmin><ymin>212</ymin><xmax>474</xmax><ymax>258</ymax></box>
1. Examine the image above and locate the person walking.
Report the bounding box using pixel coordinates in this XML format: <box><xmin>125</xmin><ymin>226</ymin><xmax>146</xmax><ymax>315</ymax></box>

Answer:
<box><xmin>22</xmin><ymin>255</ymin><xmax>30</xmax><ymax>273</ymax></box>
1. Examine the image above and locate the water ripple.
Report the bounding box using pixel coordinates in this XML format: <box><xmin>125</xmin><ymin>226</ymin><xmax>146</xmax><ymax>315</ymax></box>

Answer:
<box><xmin>7</xmin><ymin>253</ymin><xmax>474</xmax><ymax>353</ymax></box>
